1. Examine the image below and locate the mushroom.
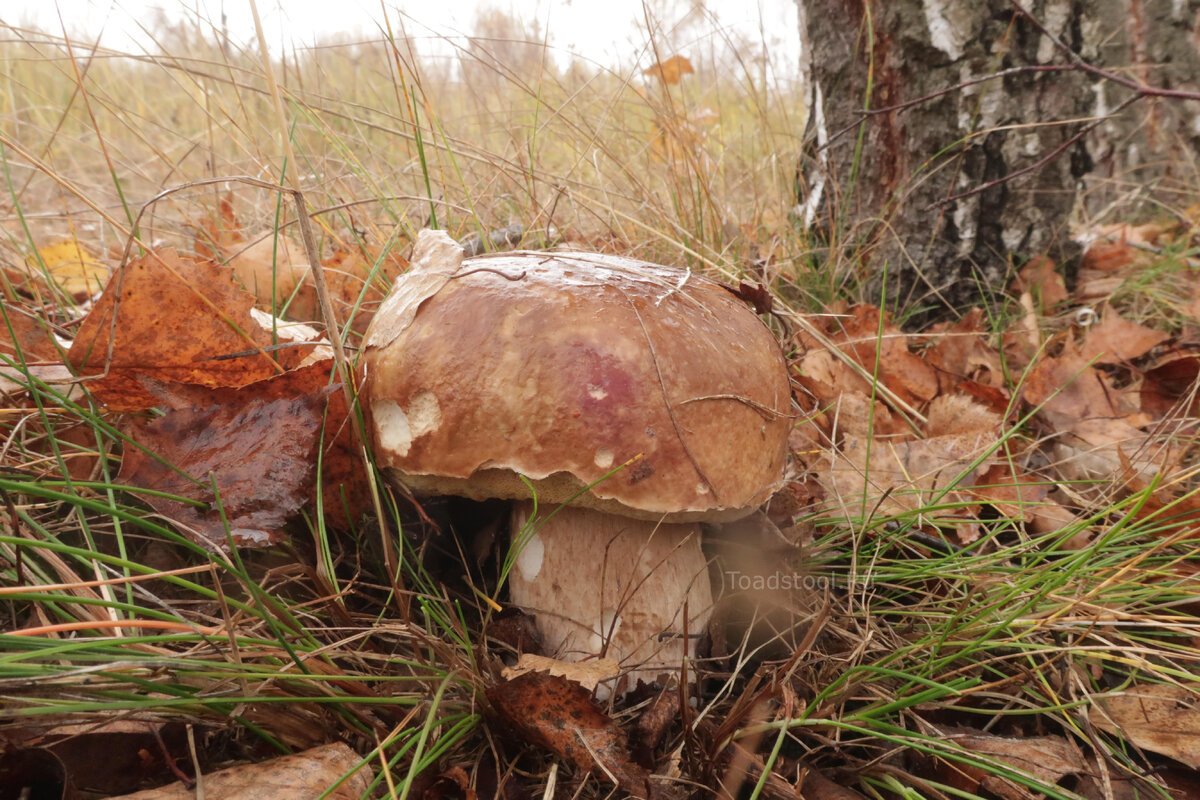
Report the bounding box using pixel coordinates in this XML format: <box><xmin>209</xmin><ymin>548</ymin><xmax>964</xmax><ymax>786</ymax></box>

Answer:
<box><xmin>359</xmin><ymin>230</ymin><xmax>791</xmax><ymax>691</ymax></box>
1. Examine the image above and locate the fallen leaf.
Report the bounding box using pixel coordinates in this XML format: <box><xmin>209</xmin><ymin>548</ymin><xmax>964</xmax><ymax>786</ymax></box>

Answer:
<box><xmin>194</xmin><ymin>193</ymin><xmax>408</xmax><ymax>334</ymax></box>
<box><xmin>1080</xmin><ymin>240</ymin><xmax>1138</xmax><ymax>273</ymax></box>
<box><xmin>642</xmin><ymin>54</ymin><xmax>694</xmax><ymax>85</ymax></box>
<box><xmin>722</xmin><ymin>281</ymin><xmax>773</xmax><ymax>315</ymax></box>
<box><xmin>118</xmin><ymin>365</ymin><xmax>338</xmax><ymax>549</ymax></box>
<box><xmin>1185</xmin><ymin>290</ymin><xmax>1200</xmax><ymax>322</ymax></box>
<box><xmin>1013</xmin><ymin>255</ymin><xmax>1068</xmax><ymax>311</ymax></box>
<box><xmin>816</xmin><ymin>397</ymin><xmax>1003</xmax><ymax>541</ymax></box>
<box><xmin>823</xmin><ymin>429</ymin><xmax>993</xmax><ymax>527</ymax></box>
<box><xmin>966</xmin><ymin>463</ymin><xmax>1049</xmax><ymax>523</ymax></box>
<box><xmin>1021</xmin><ymin>341</ymin><xmax>1141</xmax><ymax>431</ymax></box>
<box><xmin>1115</xmin><ymin>469</ymin><xmax>1200</xmax><ymax>538</ymax></box>
<box><xmin>1139</xmin><ymin>345</ymin><xmax>1200</xmax><ymax>419</ymax></box>
<box><xmin>920</xmin><ymin>729</ymin><xmax>1086</xmax><ymax>800</ymax></box>
<box><xmin>925</xmin><ymin>308</ymin><xmax>1004</xmax><ymax>395</ymax></box>
<box><xmin>419</xmin><ymin>766</ymin><xmax>476</xmax><ymax>800</ymax></box>
<box><xmin>67</xmin><ymin>249</ymin><xmax>313</xmax><ymax>411</ymax></box>
<box><xmin>225</xmin><ymin>233</ymin><xmax>309</xmax><ymax>310</ymax></box>
<box><xmin>502</xmin><ymin>654</ymin><xmax>620</xmax><ymax>692</ymax></box>
<box><xmin>832</xmin><ymin>305</ymin><xmax>939</xmax><ymax>409</ymax></box>
<box><xmin>0</xmin><ymin>746</ymin><xmax>72</xmax><ymax>800</ymax></box>
<box><xmin>486</xmin><ymin>671</ymin><xmax>651</xmax><ymax>794</ymax></box>
<box><xmin>286</xmin><ymin>246</ymin><xmax>408</xmax><ymax>336</ymax></box>
<box><xmin>0</xmin><ymin>304</ymin><xmax>62</xmax><ymax>363</ymax></box>
<box><xmin>1075</xmin><ymin>271</ymin><xmax>1125</xmax><ymax>303</ymax></box>
<box><xmin>1079</xmin><ymin>307</ymin><xmax>1170</xmax><ymax>365</ymax></box>
<box><xmin>18</xmin><ymin>720</ymin><xmax>197</xmax><ymax>796</ymax></box>
<box><xmin>110</xmin><ymin>742</ymin><xmax>370</xmax><ymax>799</ymax></box>
<box><xmin>9</xmin><ymin>239</ymin><xmax>109</xmax><ymax>299</ymax></box>
<box><xmin>1089</xmin><ymin>683</ymin><xmax>1200</xmax><ymax>767</ymax></box>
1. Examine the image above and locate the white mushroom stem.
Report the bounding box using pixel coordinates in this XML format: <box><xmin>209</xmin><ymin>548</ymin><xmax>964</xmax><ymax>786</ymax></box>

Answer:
<box><xmin>508</xmin><ymin>501</ymin><xmax>713</xmax><ymax>694</ymax></box>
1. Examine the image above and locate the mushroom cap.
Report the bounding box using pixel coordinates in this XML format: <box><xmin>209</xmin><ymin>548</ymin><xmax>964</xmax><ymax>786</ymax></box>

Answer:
<box><xmin>359</xmin><ymin>231</ymin><xmax>791</xmax><ymax>522</ymax></box>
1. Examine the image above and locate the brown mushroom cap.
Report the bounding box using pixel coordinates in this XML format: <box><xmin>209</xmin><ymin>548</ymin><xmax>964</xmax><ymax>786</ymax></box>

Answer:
<box><xmin>359</xmin><ymin>233</ymin><xmax>791</xmax><ymax>522</ymax></box>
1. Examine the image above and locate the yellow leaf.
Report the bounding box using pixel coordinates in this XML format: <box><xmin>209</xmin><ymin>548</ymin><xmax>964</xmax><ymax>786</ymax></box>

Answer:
<box><xmin>20</xmin><ymin>240</ymin><xmax>109</xmax><ymax>298</ymax></box>
<box><xmin>642</xmin><ymin>54</ymin><xmax>694</xmax><ymax>85</ymax></box>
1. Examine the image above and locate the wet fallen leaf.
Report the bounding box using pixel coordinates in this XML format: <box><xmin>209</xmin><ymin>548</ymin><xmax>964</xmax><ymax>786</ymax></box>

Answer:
<box><xmin>1089</xmin><ymin>683</ymin><xmax>1200</xmax><ymax>767</ymax></box>
<box><xmin>67</xmin><ymin>249</ymin><xmax>313</xmax><ymax>411</ymax></box>
<box><xmin>486</xmin><ymin>671</ymin><xmax>651</xmax><ymax>794</ymax></box>
<box><xmin>110</xmin><ymin>742</ymin><xmax>370</xmax><ymax>799</ymax></box>
<box><xmin>118</xmin><ymin>365</ymin><xmax>338</xmax><ymax>549</ymax></box>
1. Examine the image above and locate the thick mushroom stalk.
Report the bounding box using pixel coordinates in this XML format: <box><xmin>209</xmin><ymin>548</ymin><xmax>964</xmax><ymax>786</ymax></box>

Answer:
<box><xmin>509</xmin><ymin>502</ymin><xmax>712</xmax><ymax>692</ymax></box>
<box><xmin>359</xmin><ymin>229</ymin><xmax>791</xmax><ymax>692</ymax></box>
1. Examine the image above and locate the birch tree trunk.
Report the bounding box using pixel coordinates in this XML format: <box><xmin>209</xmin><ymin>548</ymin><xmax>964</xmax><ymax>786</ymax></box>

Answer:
<box><xmin>798</xmin><ymin>0</ymin><xmax>1200</xmax><ymax>318</ymax></box>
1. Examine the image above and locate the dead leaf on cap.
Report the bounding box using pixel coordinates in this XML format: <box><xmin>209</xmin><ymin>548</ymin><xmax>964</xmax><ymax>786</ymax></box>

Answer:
<box><xmin>119</xmin><ymin>365</ymin><xmax>337</xmax><ymax>549</ymax></box>
<box><xmin>1089</xmin><ymin>683</ymin><xmax>1200</xmax><ymax>767</ymax></box>
<box><xmin>68</xmin><ymin>249</ymin><xmax>314</xmax><ymax>411</ymax></box>
<box><xmin>486</xmin><ymin>671</ymin><xmax>652</xmax><ymax>794</ymax></box>
<box><xmin>502</xmin><ymin>654</ymin><xmax>620</xmax><ymax>692</ymax></box>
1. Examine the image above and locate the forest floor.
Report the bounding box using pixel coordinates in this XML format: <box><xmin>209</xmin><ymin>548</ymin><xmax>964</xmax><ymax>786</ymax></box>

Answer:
<box><xmin>1</xmin><ymin>8</ymin><xmax>1199</xmax><ymax>800</ymax></box>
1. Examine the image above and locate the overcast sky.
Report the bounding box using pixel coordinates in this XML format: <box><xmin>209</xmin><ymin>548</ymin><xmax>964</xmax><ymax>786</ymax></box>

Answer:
<box><xmin>12</xmin><ymin>0</ymin><xmax>802</xmax><ymax>75</ymax></box>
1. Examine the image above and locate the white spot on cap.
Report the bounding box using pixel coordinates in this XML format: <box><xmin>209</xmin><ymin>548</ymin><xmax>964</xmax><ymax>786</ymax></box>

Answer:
<box><xmin>516</xmin><ymin>533</ymin><xmax>544</xmax><ymax>582</ymax></box>
<box><xmin>375</xmin><ymin>399</ymin><xmax>413</xmax><ymax>456</ymax></box>
<box><xmin>587</xmin><ymin>384</ymin><xmax>608</xmax><ymax>400</ymax></box>
<box><xmin>406</xmin><ymin>390</ymin><xmax>442</xmax><ymax>439</ymax></box>
<box><xmin>594</xmin><ymin>448</ymin><xmax>614</xmax><ymax>470</ymax></box>
<box><xmin>695</xmin><ymin>482</ymin><xmax>710</xmax><ymax>496</ymax></box>
<box><xmin>374</xmin><ymin>391</ymin><xmax>442</xmax><ymax>458</ymax></box>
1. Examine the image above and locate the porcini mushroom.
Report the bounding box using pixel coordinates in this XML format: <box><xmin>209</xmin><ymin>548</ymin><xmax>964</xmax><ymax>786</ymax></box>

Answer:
<box><xmin>359</xmin><ymin>230</ymin><xmax>791</xmax><ymax>691</ymax></box>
